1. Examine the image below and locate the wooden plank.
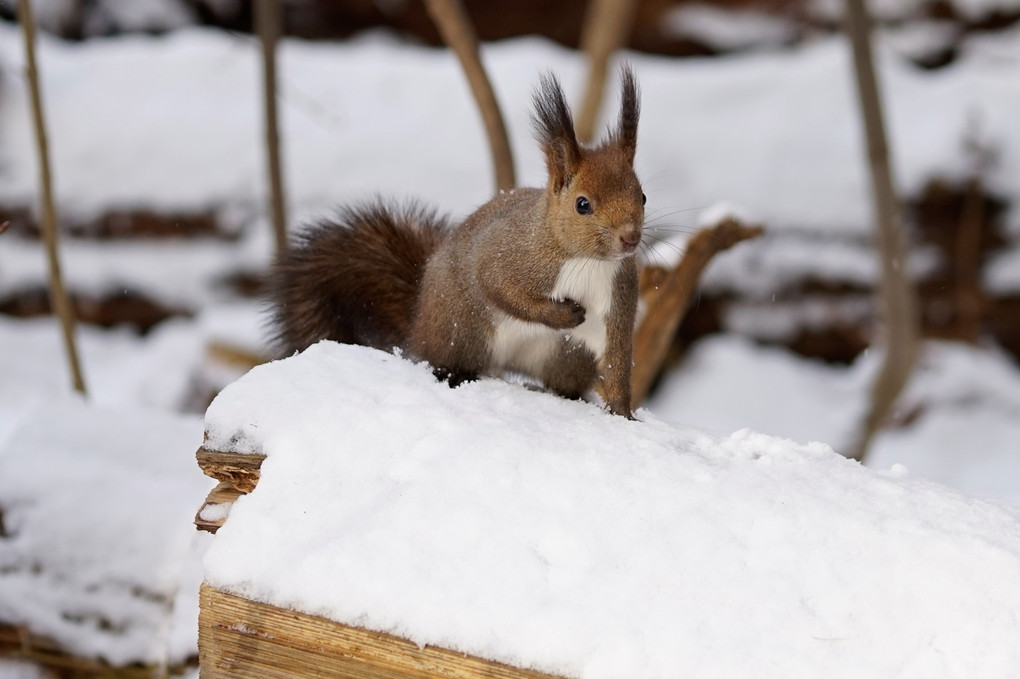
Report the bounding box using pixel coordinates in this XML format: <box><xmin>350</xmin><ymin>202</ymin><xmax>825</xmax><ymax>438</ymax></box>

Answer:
<box><xmin>0</xmin><ymin>623</ymin><xmax>185</xmax><ymax>678</ymax></box>
<box><xmin>194</xmin><ymin>482</ymin><xmax>245</xmax><ymax>534</ymax></box>
<box><xmin>199</xmin><ymin>585</ymin><xmax>565</xmax><ymax>679</ymax></box>
<box><xmin>195</xmin><ymin>447</ymin><xmax>265</xmax><ymax>493</ymax></box>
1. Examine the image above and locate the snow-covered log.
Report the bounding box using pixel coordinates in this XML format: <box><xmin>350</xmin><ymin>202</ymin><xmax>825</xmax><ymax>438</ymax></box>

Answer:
<box><xmin>196</xmin><ymin>341</ymin><xmax>1020</xmax><ymax>679</ymax></box>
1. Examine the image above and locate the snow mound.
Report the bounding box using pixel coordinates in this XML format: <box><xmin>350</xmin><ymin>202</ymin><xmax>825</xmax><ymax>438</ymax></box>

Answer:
<box><xmin>202</xmin><ymin>342</ymin><xmax>1020</xmax><ymax>679</ymax></box>
<box><xmin>0</xmin><ymin>396</ymin><xmax>209</xmax><ymax>665</ymax></box>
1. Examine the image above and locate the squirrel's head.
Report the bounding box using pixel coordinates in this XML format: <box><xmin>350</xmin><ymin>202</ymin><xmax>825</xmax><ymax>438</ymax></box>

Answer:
<box><xmin>532</xmin><ymin>66</ymin><xmax>644</xmax><ymax>260</ymax></box>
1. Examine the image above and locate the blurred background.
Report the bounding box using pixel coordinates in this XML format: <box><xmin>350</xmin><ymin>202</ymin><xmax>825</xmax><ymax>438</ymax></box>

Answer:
<box><xmin>1</xmin><ymin>0</ymin><xmax>1020</xmax><ymax>675</ymax></box>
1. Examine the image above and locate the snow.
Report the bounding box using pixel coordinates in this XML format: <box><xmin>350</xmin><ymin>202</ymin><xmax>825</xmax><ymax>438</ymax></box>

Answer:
<box><xmin>0</xmin><ymin>311</ymin><xmax>260</xmax><ymax>670</ymax></box>
<box><xmin>810</xmin><ymin>0</ymin><xmax>1020</xmax><ymax>23</ymax></box>
<box><xmin>650</xmin><ymin>335</ymin><xmax>1020</xmax><ymax>507</ymax></box>
<box><xmin>660</xmin><ymin>4</ymin><xmax>797</xmax><ymax>52</ymax></box>
<box><xmin>0</xmin><ymin>660</ymin><xmax>51</xmax><ymax>679</ymax></box>
<box><xmin>884</xmin><ymin>21</ymin><xmax>960</xmax><ymax>64</ymax></box>
<box><xmin>649</xmin><ymin>334</ymin><xmax>872</xmax><ymax>450</ymax></box>
<box><xmin>29</xmin><ymin>0</ymin><xmax>196</xmax><ymax>36</ymax></box>
<box><xmin>0</xmin><ymin>395</ymin><xmax>211</xmax><ymax>665</ymax></box>
<box><xmin>202</xmin><ymin>341</ymin><xmax>1020</xmax><ymax>678</ymax></box>
<box><xmin>985</xmin><ymin>243</ymin><xmax>1020</xmax><ymax>293</ymax></box>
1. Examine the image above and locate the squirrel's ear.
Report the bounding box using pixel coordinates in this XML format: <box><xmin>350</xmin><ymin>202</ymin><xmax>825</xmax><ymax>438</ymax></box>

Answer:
<box><xmin>532</xmin><ymin>73</ymin><xmax>581</xmax><ymax>194</ymax></box>
<box><xmin>615</xmin><ymin>64</ymin><xmax>640</xmax><ymax>166</ymax></box>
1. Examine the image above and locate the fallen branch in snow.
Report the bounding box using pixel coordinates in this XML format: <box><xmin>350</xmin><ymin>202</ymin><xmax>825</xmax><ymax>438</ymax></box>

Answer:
<box><xmin>424</xmin><ymin>0</ymin><xmax>516</xmax><ymax>192</ymax></box>
<box><xmin>630</xmin><ymin>217</ymin><xmax>763</xmax><ymax>406</ymax></box>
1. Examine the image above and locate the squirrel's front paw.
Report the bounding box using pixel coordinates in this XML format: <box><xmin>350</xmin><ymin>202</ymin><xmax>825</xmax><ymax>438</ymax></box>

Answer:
<box><xmin>548</xmin><ymin>298</ymin><xmax>586</xmax><ymax>329</ymax></box>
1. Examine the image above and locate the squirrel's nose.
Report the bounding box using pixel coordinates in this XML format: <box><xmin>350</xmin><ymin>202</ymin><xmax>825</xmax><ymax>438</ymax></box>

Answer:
<box><xmin>619</xmin><ymin>229</ymin><xmax>642</xmax><ymax>250</ymax></box>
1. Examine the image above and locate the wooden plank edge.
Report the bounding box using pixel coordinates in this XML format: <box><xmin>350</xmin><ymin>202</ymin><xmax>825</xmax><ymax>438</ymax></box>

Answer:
<box><xmin>199</xmin><ymin>584</ymin><xmax>566</xmax><ymax>679</ymax></box>
<box><xmin>196</xmin><ymin>447</ymin><xmax>265</xmax><ymax>494</ymax></box>
<box><xmin>1</xmin><ymin>623</ymin><xmax>195</xmax><ymax>677</ymax></box>
<box><xmin>195</xmin><ymin>481</ymin><xmax>245</xmax><ymax>534</ymax></box>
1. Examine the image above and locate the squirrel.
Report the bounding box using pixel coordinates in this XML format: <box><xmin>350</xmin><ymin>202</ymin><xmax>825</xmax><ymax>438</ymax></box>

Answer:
<box><xmin>268</xmin><ymin>66</ymin><xmax>644</xmax><ymax>417</ymax></box>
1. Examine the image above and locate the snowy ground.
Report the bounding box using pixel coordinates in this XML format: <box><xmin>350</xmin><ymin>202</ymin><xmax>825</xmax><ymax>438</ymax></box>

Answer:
<box><xmin>3</xmin><ymin>17</ymin><xmax>1020</xmax><ymax>678</ymax></box>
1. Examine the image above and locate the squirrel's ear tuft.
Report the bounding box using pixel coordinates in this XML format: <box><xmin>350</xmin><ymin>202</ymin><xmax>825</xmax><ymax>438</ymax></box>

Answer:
<box><xmin>615</xmin><ymin>64</ymin><xmax>640</xmax><ymax>165</ymax></box>
<box><xmin>532</xmin><ymin>73</ymin><xmax>581</xmax><ymax>194</ymax></box>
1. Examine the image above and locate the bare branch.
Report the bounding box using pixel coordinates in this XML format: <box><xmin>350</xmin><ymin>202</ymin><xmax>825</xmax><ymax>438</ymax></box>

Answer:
<box><xmin>953</xmin><ymin>115</ymin><xmax>996</xmax><ymax>342</ymax></box>
<box><xmin>255</xmin><ymin>0</ymin><xmax>288</xmax><ymax>254</ymax></box>
<box><xmin>18</xmin><ymin>0</ymin><xmax>87</xmax><ymax>396</ymax></box>
<box><xmin>575</xmin><ymin>0</ymin><xmax>640</xmax><ymax>144</ymax></box>
<box><xmin>631</xmin><ymin>218</ymin><xmax>763</xmax><ymax>406</ymax></box>
<box><xmin>844</xmin><ymin>0</ymin><xmax>920</xmax><ymax>461</ymax></box>
<box><xmin>424</xmin><ymin>0</ymin><xmax>516</xmax><ymax>192</ymax></box>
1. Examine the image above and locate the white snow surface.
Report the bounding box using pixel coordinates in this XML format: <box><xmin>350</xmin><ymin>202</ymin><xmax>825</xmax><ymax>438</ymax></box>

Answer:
<box><xmin>660</xmin><ymin>4</ymin><xmax>798</xmax><ymax>51</ymax></box>
<box><xmin>650</xmin><ymin>335</ymin><xmax>1020</xmax><ymax>506</ymax></box>
<box><xmin>0</xmin><ymin>659</ymin><xmax>52</xmax><ymax>679</ymax></box>
<box><xmin>0</xmin><ymin>395</ymin><xmax>210</xmax><ymax>665</ymax></box>
<box><xmin>202</xmin><ymin>341</ymin><xmax>1020</xmax><ymax>679</ymax></box>
<box><xmin>810</xmin><ymin>0</ymin><xmax>1020</xmax><ymax>22</ymax></box>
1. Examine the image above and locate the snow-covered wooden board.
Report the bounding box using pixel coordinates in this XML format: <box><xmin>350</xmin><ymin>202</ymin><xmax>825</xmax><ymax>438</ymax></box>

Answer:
<box><xmin>196</xmin><ymin>341</ymin><xmax>1020</xmax><ymax>678</ymax></box>
<box><xmin>196</xmin><ymin>441</ymin><xmax>560</xmax><ymax>678</ymax></box>
<box><xmin>199</xmin><ymin>585</ymin><xmax>563</xmax><ymax>679</ymax></box>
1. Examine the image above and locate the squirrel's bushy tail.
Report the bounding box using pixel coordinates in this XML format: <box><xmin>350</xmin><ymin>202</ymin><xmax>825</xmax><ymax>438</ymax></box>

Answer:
<box><xmin>267</xmin><ymin>201</ymin><xmax>449</xmax><ymax>356</ymax></box>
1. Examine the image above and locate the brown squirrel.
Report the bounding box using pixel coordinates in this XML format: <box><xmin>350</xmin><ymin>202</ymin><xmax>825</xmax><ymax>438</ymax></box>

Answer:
<box><xmin>269</xmin><ymin>67</ymin><xmax>644</xmax><ymax>417</ymax></box>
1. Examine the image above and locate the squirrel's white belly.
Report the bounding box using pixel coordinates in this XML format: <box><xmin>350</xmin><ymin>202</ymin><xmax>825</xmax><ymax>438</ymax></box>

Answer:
<box><xmin>491</xmin><ymin>257</ymin><xmax>621</xmax><ymax>374</ymax></box>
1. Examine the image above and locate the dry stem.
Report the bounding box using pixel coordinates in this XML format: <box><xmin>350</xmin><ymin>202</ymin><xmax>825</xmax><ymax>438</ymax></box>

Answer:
<box><xmin>844</xmin><ymin>0</ymin><xmax>920</xmax><ymax>461</ymax></box>
<box><xmin>18</xmin><ymin>0</ymin><xmax>87</xmax><ymax>396</ymax></box>
<box><xmin>575</xmin><ymin>0</ymin><xmax>639</xmax><ymax>144</ymax></box>
<box><xmin>424</xmin><ymin>0</ymin><xmax>516</xmax><ymax>192</ymax></box>
<box><xmin>256</xmin><ymin>0</ymin><xmax>289</xmax><ymax>254</ymax></box>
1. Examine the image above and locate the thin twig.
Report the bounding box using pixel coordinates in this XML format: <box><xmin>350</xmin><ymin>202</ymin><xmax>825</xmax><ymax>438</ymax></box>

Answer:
<box><xmin>18</xmin><ymin>0</ymin><xmax>87</xmax><ymax>396</ymax></box>
<box><xmin>575</xmin><ymin>0</ymin><xmax>639</xmax><ymax>144</ymax></box>
<box><xmin>954</xmin><ymin>117</ymin><xmax>995</xmax><ymax>342</ymax></box>
<box><xmin>256</xmin><ymin>0</ymin><xmax>288</xmax><ymax>254</ymax></box>
<box><xmin>631</xmin><ymin>218</ymin><xmax>763</xmax><ymax>406</ymax></box>
<box><xmin>844</xmin><ymin>0</ymin><xmax>919</xmax><ymax>461</ymax></box>
<box><xmin>424</xmin><ymin>0</ymin><xmax>516</xmax><ymax>192</ymax></box>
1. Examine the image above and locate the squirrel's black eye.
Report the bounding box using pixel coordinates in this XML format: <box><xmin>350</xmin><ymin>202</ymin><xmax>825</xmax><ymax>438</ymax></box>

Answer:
<box><xmin>575</xmin><ymin>196</ymin><xmax>592</xmax><ymax>215</ymax></box>
<box><xmin>641</xmin><ymin>192</ymin><xmax>647</xmax><ymax>206</ymax></box>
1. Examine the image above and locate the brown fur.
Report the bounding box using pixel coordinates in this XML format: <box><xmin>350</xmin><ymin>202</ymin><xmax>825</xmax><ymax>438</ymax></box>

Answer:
<box><xmin>267</xmin><ymin>66</ymin><xmax>644</xmax><ymax>416</ymax></box>
<box><xmin>268</xmin><ymin>201</ymin><xmax>448</xmax><ymax>355</ymax></box>
<box><xmin>407</xmin><ymin>66</ymin><xmax>643</xmax><ymax>416</ymax></box>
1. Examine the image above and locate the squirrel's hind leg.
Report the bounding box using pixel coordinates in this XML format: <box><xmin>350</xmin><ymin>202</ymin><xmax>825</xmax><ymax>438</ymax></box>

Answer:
<box><xmin>540</xmin><ymin>337</ymin><xmax>598</xmax><ymax>400</ymax></box>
